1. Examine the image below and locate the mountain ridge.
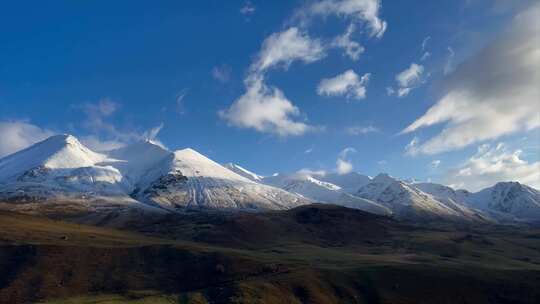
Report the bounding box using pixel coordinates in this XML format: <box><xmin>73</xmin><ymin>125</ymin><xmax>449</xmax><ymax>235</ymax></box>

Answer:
<box><xmin>0</xmin><ymin>134</ymin><xmax>538</xmax><ymax>224</ymax></box>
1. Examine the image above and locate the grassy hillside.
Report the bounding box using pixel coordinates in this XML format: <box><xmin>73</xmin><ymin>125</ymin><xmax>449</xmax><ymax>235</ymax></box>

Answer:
<box><xmin>1</xmin><ymin>205</ymin><xmax>539</xmax><ymax>303</ymax></box>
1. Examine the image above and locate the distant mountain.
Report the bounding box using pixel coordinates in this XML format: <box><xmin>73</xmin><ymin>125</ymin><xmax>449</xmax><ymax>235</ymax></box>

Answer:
<box><xmin>0</xmin><ymin>134</ymin><xmax>538</xmax><ymax>224</ymax></box>
<box><xmin>357</xmin><ymin>174</ymin><xmax>485</xmax><ymax>221</ymax></box>
<box><xmin>224</xmin><ymin>163</ymin><xmax>264</xmax><ymax>182</ymax></box>
<box><xmin>467</xmin><ymin>182</ymin><xmax>540</xmax><ymax>222</ymax></box>
<box><xmin>262</xmin><ymin>172</ymin><xmax>391</xmax><ymax>215</ymax></box>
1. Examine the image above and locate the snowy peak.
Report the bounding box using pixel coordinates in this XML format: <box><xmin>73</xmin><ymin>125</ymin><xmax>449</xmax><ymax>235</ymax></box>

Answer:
<box><xmin>0</xmin><ymin>134</ymin><xmax>106</xmax><ymax>181</ymax></box>
<box><xmin>224</xmin><ymin>163</ymin><xmax>264</xmax><ymax>182</ymax></box>
<box><xmin>171</xmin><ymin>149</ymin><xmax>252</xmax><ymax>182</ymax></box>
<box><xmin>356</xmin><ymin>174</ymin><xmax>480</xmax><ymax>220</ymax></box>
<box><xmin>127</xmin><ymin>147</ymin><xmax>310</xmax><ymax>211</ymax></box>
<box><xmin>262</xmin><ymin>171</ymin><xmax>391</xmax><ymax>216</ymax></box>
<box><xmin>469</xmin><ymin>182</ymin><xmax>540</xmax><ymax>221</ymax></box>
<box><xmin>414</xmin><ymin>182</ymin><xmax>471</xmax><ymax>204</ymax></box>
<box><xmin>105</xmin><ymin>140</ymin><xmax>172</xmax><ymax>185</ymax></box>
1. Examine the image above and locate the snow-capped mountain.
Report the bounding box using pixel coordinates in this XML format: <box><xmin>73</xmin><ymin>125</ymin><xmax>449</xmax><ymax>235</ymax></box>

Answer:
<box><xmin>0</xmin><ymin>135</ymin><xmax>310</xmax><ymax>216</ymax></box>
<box><xmin>356</xmin><ymin>174</ymin><xmax>484</xmax><ymax>221</ymax></box>
<box><xmin>467</xmin><ymin>182</ymin><xmax>540</xmax><ymax>222</ymax></box>
<box><xmin>414</xmin><ymin>182</ymin><xmax>472</xmax><ymax>204</ymax></box>
<box><xmin>1</xmin><ymin>134</ymin><xmax>538</xmax><ymax>224</ymax></box>
<box><xmin>0</xmin><ymin>134</ymin><xmax>130</xmax><ymax>197</ymax></box>
<box><xmin>224</xmin><ymin>163</ymin><xmax>264</xmax><ymax>182</ymax></box>
<box><xmin>262</xmin><ymin>172</ymin><xmax>391</xmax><ymax>215</ymax></box>
<box><xmin>132</xmin><ymin>148</ymin><xmax>310</xmax><ymax>211</ymax></box>
<box><xmin>0</xmin><ymin>135</ymin><xmax>155</xmax><ymax>220</ymax></box>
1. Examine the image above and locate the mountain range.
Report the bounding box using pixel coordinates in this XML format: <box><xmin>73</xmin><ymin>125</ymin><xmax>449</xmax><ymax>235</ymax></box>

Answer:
<box><xmin>0</xmin><ymin>134</ymin><xmax>539</xmax><ymax>224</ymax></box>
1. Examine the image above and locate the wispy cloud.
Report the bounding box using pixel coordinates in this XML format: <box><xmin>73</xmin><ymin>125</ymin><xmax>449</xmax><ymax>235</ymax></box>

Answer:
<box><xmin>345</xmin><ymin>125</ymin><xmax>379</xmax><ymax>135</ymax></box>
<box><xmin>240</xmin><ymin>1</ymin><xmax>256</xmax><ymax>16</ymax></box>
<box><xmin>402</xmin><ymin>4</ymin><xmax>540</xmax><ymax>154</ymax></box>
<box><xmin>332</xmin><ymin>24</ymin><xmax>364</xmax><ymax>61</ymax></box>
<box><xmin>211</xmin><ymin>64</ymin><xmax>232</xmax><ymax>83</ymax></box>
<box><xmin>0</xmin><ymin>120</ymin><xmax>55</xmax><ymax>158</ymax></box>
<box><xmin>393</xmin><ymin>63</ymin><xmax>424</xmax><ymax>97</ymax></box>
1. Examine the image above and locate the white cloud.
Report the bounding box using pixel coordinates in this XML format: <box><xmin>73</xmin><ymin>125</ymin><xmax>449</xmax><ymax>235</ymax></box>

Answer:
<box><xmin>421</xmin><ymin>36</ymin><xmax>431</xmax><ymax>51</ymax></box>
<box><xmin>219</xmin><ymin>76</ymin><xmax>311</xmax><ymax>136</ymax></box>
<box><xmin>175</xmin><ymin>89</ymin><xmax>188</xmax><ymax>115</ymax></box>
<box><xmin>240</xmin><ymin>1</ymin><xmax>256</xmax><ymax>16</ymax></box>
<box><xmin>402</xmin><ymin>4</ymin><xmax>540</xmax><ymax>154</ymax></box>
<box><xmin>220</xmin><ymin>27</ymin><xmax>325</xmax><ymax>136</ymax></box>
<box><xmin>0</xmin><ymin>121</ymin><xmax>55</xmax><ymax>158</ymax></box>
<box><xmin>431</xmin><ymin>159</ymin><xmax>441</xmax><ymax>168</ymax></box>
<box><xmin>420</xmin><ymin>52</ymin><xmax>431</xmax><ymax>61</ymax></box>
<box><xmin>211</xmin><ymin>64</ymin><xmax>232</xmax><ymax>83</ymax></box>
<box><xmin>79</xmin><ymin>98</ymin><xmax>122</xmax><ymax>136</ymax></box>
<box><xmin>252</xmin><ymin>27</ymin><xmax>326</xmax><ymax>73</ymax></box>
<box><xmin>79</xmin><ymin>136</ymin><xmax>125</xmax><ymax>152</ymax></box>
<box><xmin>317</xmin><ymin>69</ymin><xmax>370</xmax><ymax>100</ymax></box>
<box><xmin>332</xmin><ymin>24</ymin><xmax>365</xmax><ymax>61</ymax></box>
<box><xmin>394</xmin><ymin>63</ymin><xmax>424</xmax><ymax>97</ymax></box>
<box><xmin>307</xmin><ymin>0</ymin><xmax>387</xmax><ymax>38</ymax></box>
<box><xmin>346</xmin><ymin>125</ymin><xmax>379</xmax><ymax>135</ymax></box>
<box><xmin>336</xmin><ymin>147</ymin><xmax>356</xmax><ymax>174</ymax></box>
<box><xmin>404</xmin><ymin>136</ymin><xmax>420</xmax><ymax>155</ymax></box>
<box><xmin>443</xmin><ymin>47</ymin><xmax>455</xmax><ymax>75</ymax></box>
<box><xmin>297</xmin><ymin>168</ymin><xmax>326</xmax><ymax>176</ymax></box>
<box><xmin>336</xmin><ymin>158</ymin><xmax>354</xmax><ymax>174</ymax></box>
<box><xmin>444</xmin><ymin>143</ymin><xmax>540</xmax><ymax>191</ymax></box>
<box><xmin>304</xmin><ymin>147</ymin><xmax>314</xmax><ymax>154</ymax></box>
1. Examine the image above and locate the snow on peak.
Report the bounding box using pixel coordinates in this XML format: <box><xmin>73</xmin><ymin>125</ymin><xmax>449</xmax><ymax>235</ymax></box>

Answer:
<box><xmin>224</xmin><ymin>163</ymin><xmax>264</xmax><ymax>182</ymax></box>
<box><xmin>372</xmin><ymin>173</ymin><xmax>396</xmax><ymax>184</ymax></box>
<box><xmin>0</xmin><ymin>134</ymin><xmax>106</xmax><ymax>181</ymax></box>
<box><xmin>171</xmin><ymin>149</ymin><xmax>253</xmax><ymax>182</ymax></box>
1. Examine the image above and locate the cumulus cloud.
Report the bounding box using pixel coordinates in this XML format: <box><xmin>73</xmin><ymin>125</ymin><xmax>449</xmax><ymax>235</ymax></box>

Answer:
<box><xmin>444</xmin><ymin>143</ymin><xmax>540</xmax><ymax>191</ymax></box>
<box><xmin>393</xmin><ymin>63</ymin><xmax>424</xmax><ymax>97</ymax></box>
<box><xmin>336</xmin><ymin>147</ymin><xmax>356</xmax><ymax>174</ymax></box>
<box><xmin>332</xmin><ymin>24</ymin><xmax>365</xmax><ymax>61</ymax></box>
<box><xmin>402</xmin><ymin>4</ymin><xmax>540</xmax><ymax>154</ymax></box>
<box><xmin>222</xmin><ymin>1</ymin><xmax>386</xmax><ymax>136</ymax></box>
<box><xmin>211</xmin><ymin>64</ymin><xmax>232</xmax><ymax>83</ymax></box>
<box><xmin>317</xmin><ymin>69</ymin><xmax>370</xmax><ymax>100</ymax></box>
<box><xmin>220</xmin><ymin>28</ymin><xmax>325</xmax><ymax>136</ymax></box>
<box><xmin>306</xmin><ymin>0</ymin><xmax>387</xmax><ymax>38</ymax></box>
<box><xmin>219</xmin><ymin>76</ymin><xmax>312</xmax><ymax>136</ymax></box>
<box><xmin>0</xmin><ymin>121</ymin><xmax>55</xmax><ymax>158</ymax></box>
<box><xmin>346</xmin><ymin>125</ymin><xmax>379</xmax><ymax>135</ymax></box>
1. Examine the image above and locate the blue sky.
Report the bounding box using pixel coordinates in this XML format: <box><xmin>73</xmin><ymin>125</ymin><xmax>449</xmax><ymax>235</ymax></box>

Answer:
<box><xmin>1</xmin><ymin>0</ymin><xmax>538</xmax><ymax>191</ymax></box>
